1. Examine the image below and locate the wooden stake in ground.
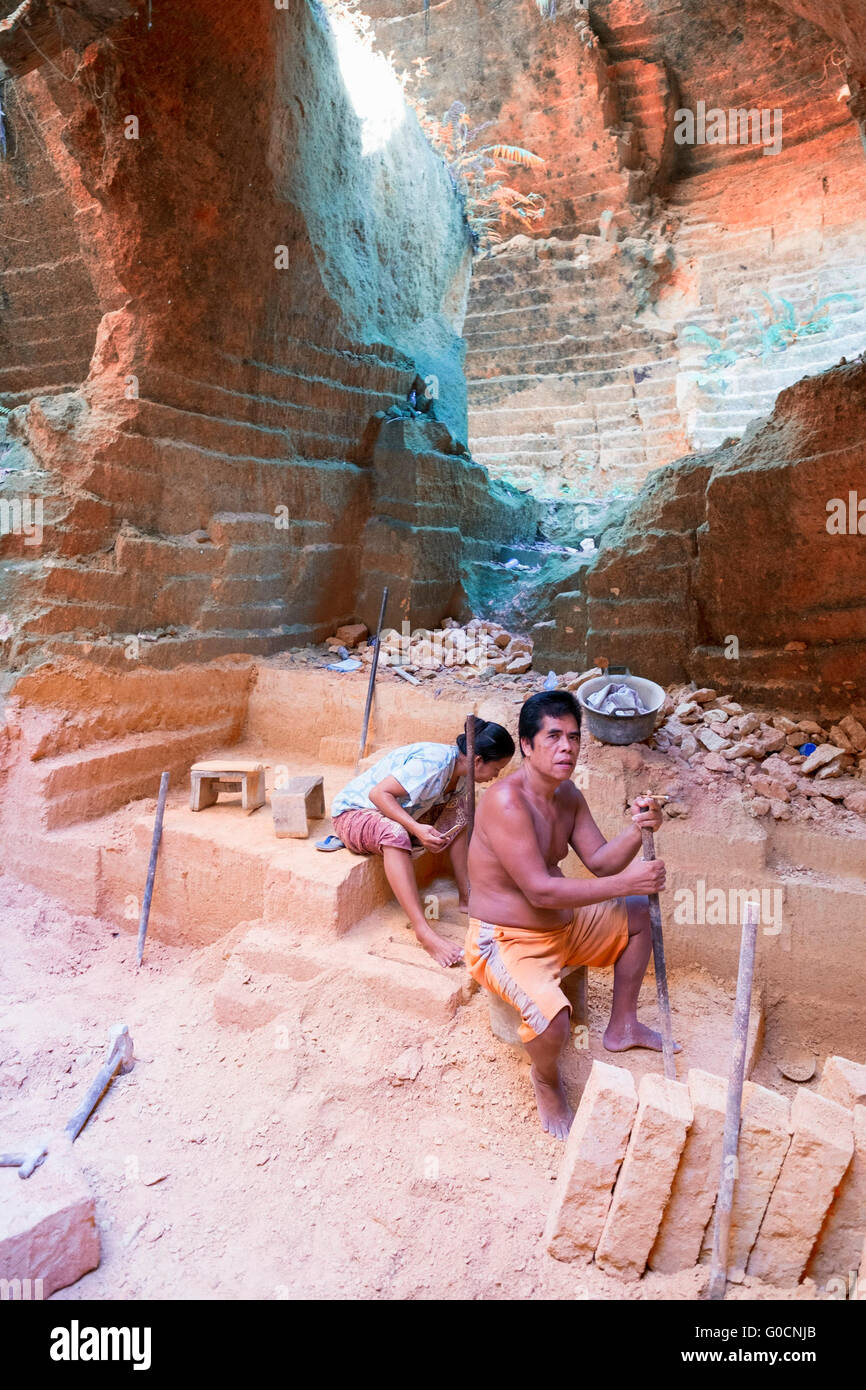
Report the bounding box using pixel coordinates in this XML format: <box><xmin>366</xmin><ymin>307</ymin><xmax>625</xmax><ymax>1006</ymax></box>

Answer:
<box><xmin>356</xmin><ymin>586</ymin><xmax>389</xmax><ymax>772</ymax></box>
<box><xmin>708</xmin><ymin>900</ymin><xmax>760</xmax><ymax>1301</ymax></box>
<box><xmin>639</xmin><ymin>792</ymin><xmax>676</xmax><ymax>1081</ymax></box>
<box><xmin>136</xmin><ymin>772</ymin><xmax>169</xmax><ymax>967</ymax></box>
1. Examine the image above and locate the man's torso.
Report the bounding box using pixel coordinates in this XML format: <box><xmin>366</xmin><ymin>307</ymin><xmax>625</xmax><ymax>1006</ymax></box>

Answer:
<box><xmin>468</xmin><ymin>769</ymin><xmax>580</xmax><ymax>929</ymax></box>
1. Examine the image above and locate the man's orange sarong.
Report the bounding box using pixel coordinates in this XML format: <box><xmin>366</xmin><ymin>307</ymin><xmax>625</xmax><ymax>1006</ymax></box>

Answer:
<box><xmin>465</xmin><ymin>899</ymin><xmax>630</xmax><ymax>1044</ymax></box>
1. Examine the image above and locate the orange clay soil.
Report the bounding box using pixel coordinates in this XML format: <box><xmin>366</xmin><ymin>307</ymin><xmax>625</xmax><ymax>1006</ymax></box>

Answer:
<box><xmin>0</xmin><ymin>872</ymin><xmax>834</xmax><ymax>1302</ymax></box>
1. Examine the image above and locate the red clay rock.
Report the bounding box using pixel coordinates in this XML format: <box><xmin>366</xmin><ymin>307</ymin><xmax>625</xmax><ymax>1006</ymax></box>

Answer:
<box><xmin>595</xmin><ymin>1074</ymin><xmax>693</xmax><ymax>1280</ymax></box>
<box><xmin>0</xmin><ymin>1148</ymin><xmax>99</xmax><ymax>1298</ymax></box>
<box><xmin>702</xmin><ymin>1081</ymin><xmax>792</xmax><ymax>1282</ymax></box>
<box><xmin>649</xmin><ymin>1069</ymin><xmax>726</xmax><ymax>1273</ymax></box>
<box><xmin>806</xmin><ymin>1105</ymin><xmax>866</xmax><ymax>1287</ymax></box>
<box><xmin>543</xmin><ymin>1060</ymin><xmax>638</xmax><ymax>1263</ymax></box>
<box><xmin>818</xmin><ymin>1055</ymin><xmax>866</xmax><ymax>1110</ymax></box>
<box><xmin>748</xmin><ymin>1089</ymin><xmax>854</xmax><ymax>1286</ymax></box>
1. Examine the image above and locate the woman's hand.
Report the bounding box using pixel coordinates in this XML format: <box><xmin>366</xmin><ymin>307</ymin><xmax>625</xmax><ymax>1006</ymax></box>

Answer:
<box><xmin>412</xmin><ymin>822</ymin><xmax>449</xmax><ymax>853</ymax></box>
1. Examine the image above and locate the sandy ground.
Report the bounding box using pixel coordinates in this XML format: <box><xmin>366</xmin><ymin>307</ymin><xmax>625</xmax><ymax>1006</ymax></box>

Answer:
<box><xmin>0</xmin><ymin>872</ymin><xmax>830</xmax><ymax>1302</ymax></box>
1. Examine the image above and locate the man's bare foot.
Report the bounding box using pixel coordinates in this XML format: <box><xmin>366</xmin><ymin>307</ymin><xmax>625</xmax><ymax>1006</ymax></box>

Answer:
<box><xmin>413</xmin><ymin>922</ymin><xmax>464</xmax><ymax>968</ymax></box>
<box><xmin>603</xmin><ymin>1020</ymin><xmax>682</xmax><ymax>1053</ymax></box>
<box><xmin>530</xmin><ymin>1064</ymin><xmax>574</xmax><ymax>1141</ymax></box>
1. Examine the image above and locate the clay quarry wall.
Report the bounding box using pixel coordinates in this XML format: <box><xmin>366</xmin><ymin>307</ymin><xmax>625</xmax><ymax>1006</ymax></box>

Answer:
<box><xmin>371</xmin><ymin>0</ymin><xmax>866</xmax><ymax>496</ymax></box>
<box><xmin>535</xmin><ymin>358</ymin><xmax>866</xmax><ymax>710</ymax></box>
<box><xmin>0</xmin><ymin>0</ymin><xmax>539</xmax><ymax>671</ymax></box>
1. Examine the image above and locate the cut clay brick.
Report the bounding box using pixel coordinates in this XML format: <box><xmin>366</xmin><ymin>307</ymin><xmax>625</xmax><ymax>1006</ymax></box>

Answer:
<box><xmin>748</xmin><ymin>1089</ymin><xmax>854</xmax><ymax>1286</ymax></box>
<box><xmin>544</xmin><ymin>1060</ymin><xmax>637</xmax><ymax>1262</ymax></box>
<box><xmin>701</xmin><ymin>1080</ymin><xmax>791</xmax><ymax>1280</ymax></box>
<box><xmin>0</xmin><ymin>1151</ymin><xmax>99</xmax><ymax>1297</ymax></box>
<box><xmin>595</xmin><ymin>1073</ymin><xmax>693</xmax><ymax>1280</ymax></box>
<box><xmin>807</xmin><ymin>1105</ymin><xmax>866</xmax><ymax>1286</ymax></box>
<box><xmin>649</xmin><ymin>1069</ymin><xmax>727</xmax><ymax>1273</ymax></box>
<box><xmin>818</xmin><ymin>1055</ymin><xmax>866</xmax><ymax>1111</ymax></box>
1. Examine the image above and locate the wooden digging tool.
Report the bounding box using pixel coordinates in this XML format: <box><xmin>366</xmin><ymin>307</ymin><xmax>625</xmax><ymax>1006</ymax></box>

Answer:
<box><xmin>708</xmin><ymin>899</ymin><xmax>760</xmax><ymax>1300</ymax></box>
<box><xmin>65</xmin><ymin>1024</ymin><xmax>135</xmax><ymax>1143</ymax></box>
<box><xmin>5</xmin><ymin>1026</ymin><xmax>135</xmax><ymax>1179</ymax></box>
<box><xmin>356</xmin><ymin>585</ymin><xmax>389</xmax><ymax>772</ymax></box>
<box><xmin>136</xmin><ymin>771</ymin><xmax>169</xmax><ymax>966</ymax></box>
<box><xmin>638</xmin><ymin>792</ymin><xmax>676</xmax><ymax>1081</ymax></box>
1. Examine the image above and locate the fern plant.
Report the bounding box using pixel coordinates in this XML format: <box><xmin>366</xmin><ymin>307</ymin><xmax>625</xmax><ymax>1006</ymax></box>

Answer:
<box><xmin>405</xmin><ymin>96</ymin><xmax>546</xmax><ymax>250</ymax></box>
<box><xmin>684</xmin><ymin>289</ymin><xmax>858</xmax><ymax>388</ymax></box>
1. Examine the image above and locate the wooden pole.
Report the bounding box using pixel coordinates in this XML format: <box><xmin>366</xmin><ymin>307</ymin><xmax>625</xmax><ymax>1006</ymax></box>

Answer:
<box><xmin>708</xmin><ymin>900</ymin><xmax>760</xmax><ymax>1300</ymax></box>
<box><xmin>356</xmin><ymin>586</ymin><xmax>389</xmax><ymax>772</ymax></box>
<box><xmin>464</xmin><ymin>713</ymin><xmax>477</xmax><ymax>843</ymax></box>
<box><xmin>639</xmin><ymin>793</ymin><xmax>676</xmax><ymax>1081</ymax></box>
<box><xmin>136</xmin><ymin>772</ymin><xmax>169</xmax><ymax>966</ymax></box>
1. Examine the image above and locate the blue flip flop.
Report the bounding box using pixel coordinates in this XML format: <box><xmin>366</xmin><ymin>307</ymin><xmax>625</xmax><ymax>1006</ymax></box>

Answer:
<box><xmin>315</xmin><ymin>835</ymin><xmax>345</xmax><ymax>852</ymax></box>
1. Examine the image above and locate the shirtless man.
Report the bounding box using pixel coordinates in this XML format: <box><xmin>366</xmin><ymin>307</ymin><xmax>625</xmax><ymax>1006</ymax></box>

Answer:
<box><xmin>466</xmin><ymin>689</ymin><xmax>676</xmax><ymax>1140</ymax></box>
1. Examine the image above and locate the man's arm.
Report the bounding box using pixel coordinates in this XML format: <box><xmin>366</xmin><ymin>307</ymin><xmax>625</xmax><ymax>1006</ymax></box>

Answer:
<box><xmin>483</xmin><ymin>786</ymin><xmax>663</xmax><ymax>909</ymax></box>
<box><xmin>570</xmin><ymin>793</ymin><xmax>664</xmax><ymax>877</ymax></box>
<box><xmin>368</xmin><ymin>776</ymin><xmax>447</xmax><ymax>851</ymax></box>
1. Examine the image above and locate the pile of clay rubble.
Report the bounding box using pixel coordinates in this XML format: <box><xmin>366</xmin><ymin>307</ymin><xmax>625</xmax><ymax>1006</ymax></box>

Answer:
<box><xmin>307</xmin><ymin>627</ymin><xmax>866</xmax><ymax>826</ymax></box>
<box><xmin>326</xmin><ymin>618</ymin><xmax>534</xmax><ymax>676</ymax></box>
<box><xmin>651</xmin><ymin>683</ymin><xmax>866</xmax><ymax>823</ymax></box>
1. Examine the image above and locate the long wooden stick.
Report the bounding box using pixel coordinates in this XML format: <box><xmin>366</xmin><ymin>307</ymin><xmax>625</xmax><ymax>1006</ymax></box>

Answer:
<box><xmin>464</xmin><ymin>713</ymin><xmax>477</xmax><ymax>843</ymax></box>
<box><xmin>136</xmin><ymin>772</ymin><xmax>169</xmax><ymax>966</ymax></box>
<box><xmin>708</xmin><ymin>900</ymin><xmax>760</xmax><ymax>1300</ymax></box>
<box><xmin>356</xmin><ymin>586</ymin><xmax>388</xmax><ymax>772</ymax></box>
<box><xmin>639</xmin><ymin>798</ymin><xmax>676</xmax><ymax>1081</ymax></box>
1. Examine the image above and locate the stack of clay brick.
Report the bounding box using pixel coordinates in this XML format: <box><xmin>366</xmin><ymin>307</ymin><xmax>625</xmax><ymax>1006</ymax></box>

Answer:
<box><xmin>545</xmin><ymin>1054</ymin><xmax>866</xmax><ymax>1290</ymax></box>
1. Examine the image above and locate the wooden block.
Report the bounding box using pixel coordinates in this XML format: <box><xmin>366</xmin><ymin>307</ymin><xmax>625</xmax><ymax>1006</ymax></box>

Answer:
<box><xmin>596</xmin><ymin>1074</ymin><xmax>693</xmax><ymax>1280</ymax></box>
<box><xmin>272</xmin><ymin>789</ymin><xmax>310</xmax><ymax>839</ymax></box>
<box><xmin>544</xmin><ymin>1061</ymin><xmax>638</xmax><ymax>1262</ymax></box>
<box><xmin>277</xmin><ymin>775</ymin><xmax>325</xmax><ymax>819</ymax></box>
<box><xmin>190</xmin><ymin>772</ymin><xmax>218</xmax><ymax>811</ymax></box>
<box><xmin>191</xmin><ymin>760</ymin><xmax>265</xmax><ymax>774</ymax></box>
<box><xmin>190</xmin><ymin>764</ymin><xmax>265</xmax><ymax>813</ymax></box>
<box><xmin>748</xmin><ymin>1089</ymin><xmax>855</xmax><ymax>1286</ymax></box>
<box><xmin>242</xmin><ymin>767</ymin><xmax>266</xmax><ymax>813</ymax></box>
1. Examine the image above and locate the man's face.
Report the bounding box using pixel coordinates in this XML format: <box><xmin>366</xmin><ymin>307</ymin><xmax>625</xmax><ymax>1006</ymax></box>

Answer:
<box><xmin>521</xmin><ymin>713</ymin><xmax>580</xmax><ymax>781</ymax></box>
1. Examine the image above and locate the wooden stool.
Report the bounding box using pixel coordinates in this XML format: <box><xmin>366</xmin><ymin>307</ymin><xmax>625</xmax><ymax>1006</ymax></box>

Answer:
<box><xmin>190</xmin><ymin>760</ymin><xmax>266</xmax><ymax>814</ymax></box>
<box><xmin>271</xmin><ymin>775</ymin><xmax>325</xmax><ymax>839</ymax></box>
<box><xmin>486</xmin><ymin>964</ymin><xmax>588</xmax><ymax>1049</ymax></box>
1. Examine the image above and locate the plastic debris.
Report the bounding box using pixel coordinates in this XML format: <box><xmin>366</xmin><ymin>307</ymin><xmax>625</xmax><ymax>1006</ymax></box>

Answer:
<box><xmin>585</xmin><ymin>682</ymin><xmax>650</xmax><ymax>716</ymax></box>
<box><xmin>327</xmin><ymin>658</ymin><xmax>363</xmax><ymax>672</ymax></box>
<box><xmin>544</xmin><ymin>670</ymin><xmax>558</xmax><ymax>690</ymax></box>
<box><xmin>799</xmin><ymin>742</ymin><xmax>817</xmax><ymax>756</ymax></box>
